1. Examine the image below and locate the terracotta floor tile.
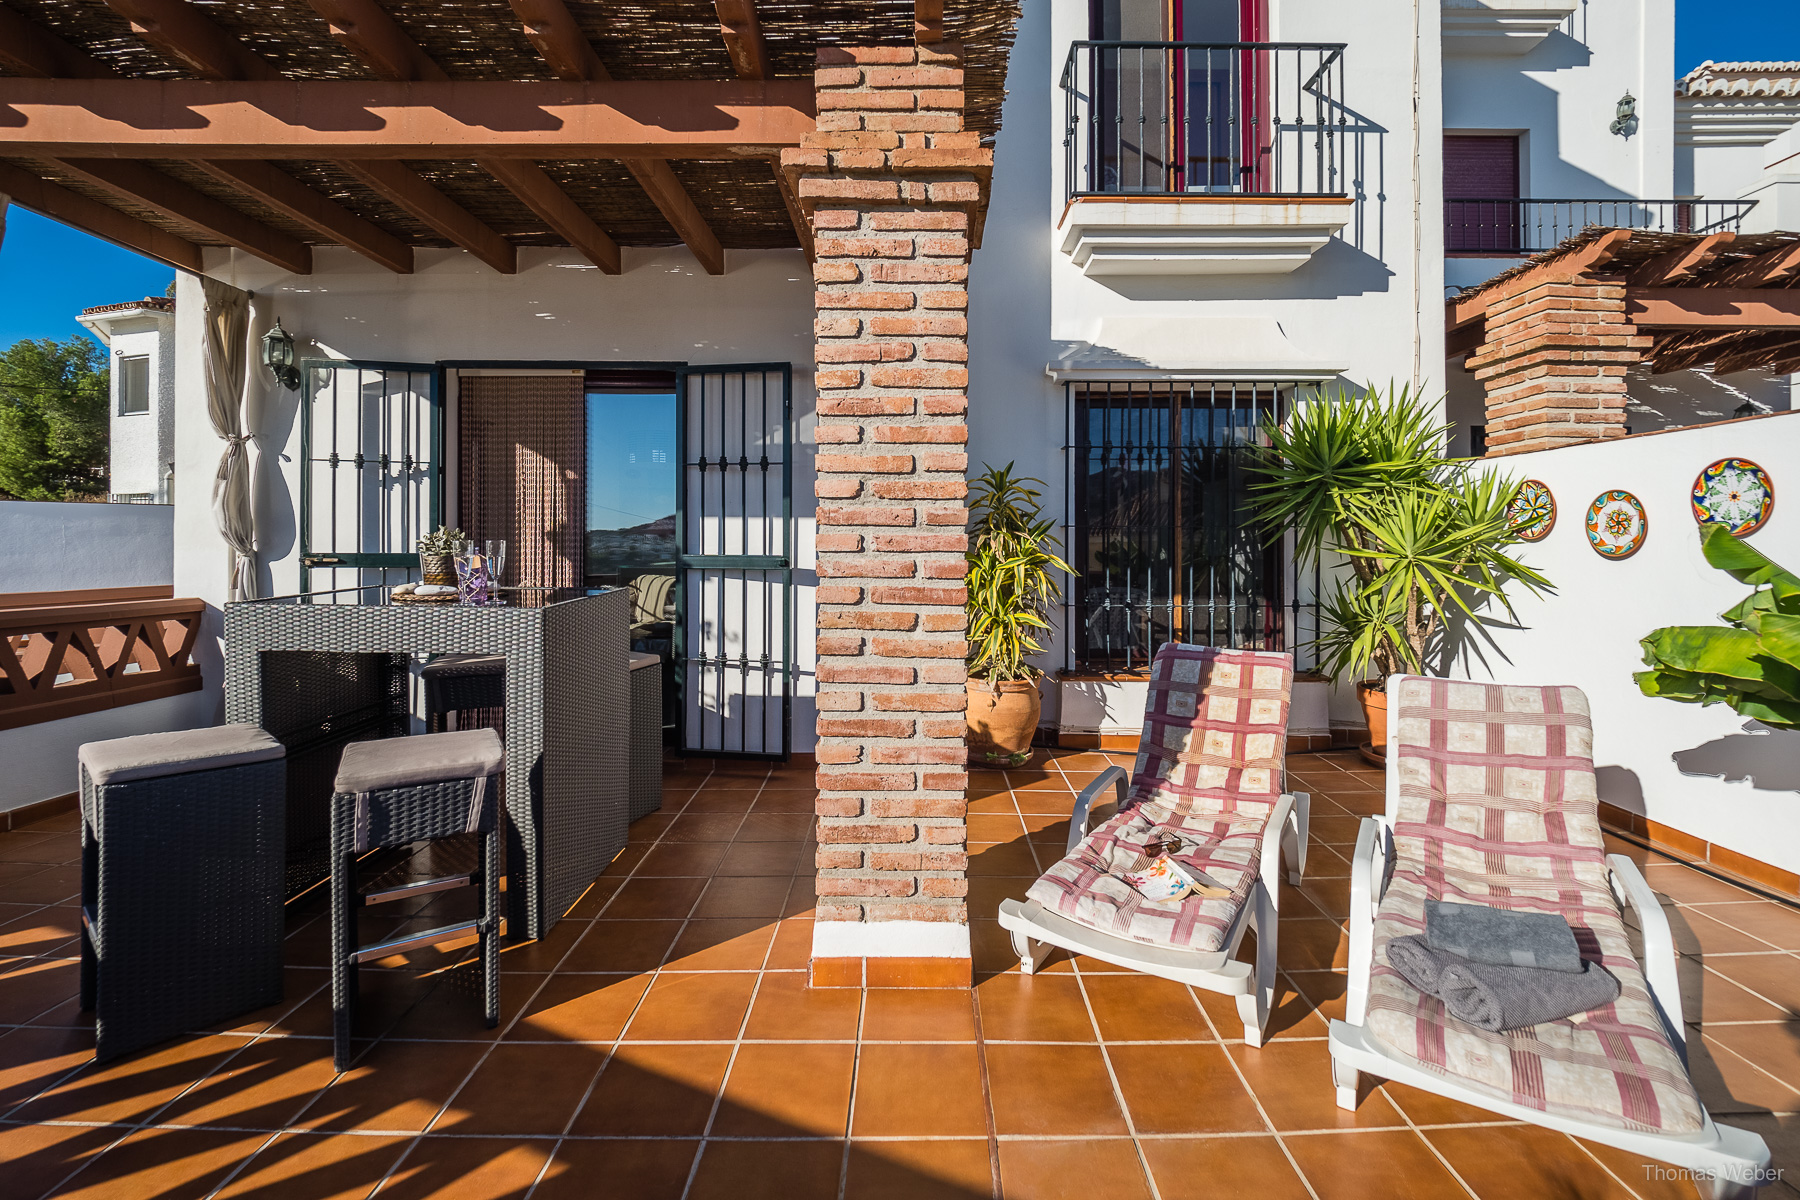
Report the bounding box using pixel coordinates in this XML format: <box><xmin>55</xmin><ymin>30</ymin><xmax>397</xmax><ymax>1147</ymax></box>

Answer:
<box><xmin>685</xmin><ymin>1140</ymin><xmax>843</xmax><ymax>1200</ymax></box>
<box><xmin>1698</xmin><ymin>902</ymin><xmax>1800</xmax><ymax>951</ymax></box>
<box><xmin>976</xmin><ymin>973</ymin><xmax>1096</xmax><ymax>1042</ymax></box>
<box><xmin>1425</xmin><ymin>1124</ymin><xmax>1637</xmax><ymax>1199</ymax></box>
<box><xmin>741</xmin><ymin>970</ymin><xmax>862</xmax><ymax>1040</ymax></box>
<box><xmin>9</xmin><ymin>1032</ymin><xmax>245</xmax><ymax>1125</ymax></box>
<box><xmin>983</xmin><ymin>1043</ymin><xmax>1128</xmax><ymax>1136</ymax></box>
<box><xmin>852</xmin><ymin>1042</ymin><xmax>990</xmax><ymax>1136</ymax></box>
<box><xmin>1283</xmin><ymin>1129</ymin><xmax>1471</xmax><ymax>1200</ymax></box>
<box><xmin>1645</xmin><ymin>864</ymin><xmax>1760</xmax><ymax>905</ymax></box>
<box><xmin>505</xmin><ymin>972</ymin><xmax>650</xmax><ymax>1042</ymax></box>
<box><xmin>996</xmin><ymin>1138</ymin><xmax>1151</xmax><ymax>1200</ymax></box>
<box><xmin>1081</xmin><ymin>973</ymin><xmax>1214</xmax><ymax>1042</ymax></box>
<box><xmin>967</xmin><ymin>814</ymin><xmax>1027</xmax><ymax>842</ymax></box>
<box><xmin>1574</xmin><ymin>1136</ymin><xmax>1728</xmax><ymax>1200</ymax></box>
<box><xmin>569</xmin><ymin>1042</ymin><xmax>733</xmax><ymax>1136</ymax></box>
<box><xmin>1706</xmin><ymin>953</ymin><xmax>1800</xmax><ymax>1014</ymax></box>
<box><xmin>212</xmin><ymin>1130</ymin><xmax>413</xmax><ymax>1199</ymax></box>
<box><xmin>602</xmin><ymin>876</ymin><xmax>708</xmax><ymax>921</ymax></box>
<box><xmin>0</xmin><ymin>1117</ymin><xmax>121</xmax><ymax>1200</ymax></box>
<box><xmin>662</xmin><ymin>919</ymin><xmax>778</xmax><ymax>971</ymax></box>
<box><xmin>0</xmin><ymin>864</ymin><xmax>78</xmax><ymax>904</ymax></box>
<box><xmin>623</xmin><ymin>971</ymin><xmax>759</xmax><ymax>1041</ymax></box>
<box><xmin>296</xmin><ymin>1039</ymin><xmax>486</xmax><ymax>1132</ymax></box>
<box><xmin>751</xmin><ymin>789</ymin><xmax>820</xmax><ymax>814</ymax></box>
<box><xmin>533</xmin><ymin>1138</ymin><xmax>700</xmax><ymax>1200</ymax></box>
<box><xmin>429</xmin><ymin>1043</ymin><xmax>602</xmax><ymax>1136</ymax></box>
<box><xmin>1692</xmin><ymin>1033</ymin><xmax>1800</xmax><ymax>1114</ymax></box>
<box><xmin>1276</xmin><ymin>918</ymin><xmax>1351</xmax><ymax>972</ymax></box>
<box><xmin>1110</xmin><ymin>1042</ymin><xmax>1264</xmax><ymax>1134</ymax></box>
<box><xmin>373</xmin><ymin>1136</ymin><xmax>553</xmax><ymax>1200</ymax></box>
<box><xmin>843</xmin><ymin>1138</ymin><xmax>994</xmax><ymax>1200</ymax></box>
<box><xmin>1229</xmin><ymin>1040</ymin><xmax>1406</xmax><ymax>1131</ymax></box>
<box><xmin>375</xmin><ymin>969</ymin><xmax>526</xmax><ymax>1042</ymax></box>
<box><xmin>0</xmin><ymin>1023</ymin><xmax>93</xmax><ymax>1112</ymax></box>
<box><xmin>153</xmin><ymin>1034</ymin><xmax>339</xmax><ymax>1129</ymax></box>
<box><xmin>0</xmin><ymin>906</ymin><xmax>78</xmax><ymax>958</ymax></box>
<box><xmin>209</xmin><ymin>968</ymin><xmax>329</xmax><ymax>1037</ymax></box>
<box><xmin>1297</xmin><ymin>877</ymin><xmax>1353</xmax><ymax>921</ymax></box>
<box><xmin>1680</xmin><ymin>959</ymin><xmax>1794</xmax><ymax>1024</ymax></box>
<box><xmin>711</xmin><ymin>1041</ymin><xmax>855</xmax><ymax>1136</ymax></box>
<box><xmin>861</xmin><ymin>986</ymin><xmax>977</xmax><ymax>1041</ymax></box>
<box><xmin>1012</xmin><ymin>791</ymin><xmax>1081</xmax><ymax>817</ymax></box>
<box><xmin>0</xmin><ymin>833</ymin><xmax>78</xmax><ymax>865</ymax></box>
<box><xmin>0</xmin><ymin>959</ymin><xmax>78</xmax><ymax>1023</ymax></box>
<box><xmin>634</xmin><ymin>841</ymin><xmax>729</xmax><ymax>877</ymax></box>
<box><xmin>735</xmin><ymin>813</ymin><xmax>815</xmax><ymax>842</ymax></box>
<box><xmin>1715</xmin><ymin>1114</ymin><xmax>1800</xmax><ymax>1197</ymax></box>
<box><xmin>1141</xmin><ymin>1135</ymin><xmax>1312</xmax><ymax>1199</ymax></box>
<box><xmin>561</xmin><ymin>920</ymin><xmax>683</xmax><ymax>972</ymax></box>
<box><xmin>715</xmin><ymin>840</ymin><xmax>805</xmax><ymax>876</ymax></box>
<box><xmin>765</xmin><ymin>918</ymin><xmax>815</xmax><ymax>969</ymax></box>
<box><xmin>662</xmin><ymin>813</ymin><xmax>748</xmax><ymax>843</ymax></box>
<box><xmin>1380</xmin><ymin>1079</ymin><xmax>1509</xmax><ymax>1126</ymax></box>
<box><xmin>1669</xmin><ymin>908</ymin><xmax>1785</xmax><ymax>956</ymax></box>
<box><xmin>692</xmin><ymin>875</ymin><xmax>794</xmax><ymax>920</ymax></box>
<box><xmin>49</xmin><ymin>1126</ymin><xmax>271</xmax><ymax>1200</ymax></box>
<box><xmin>967</xmin><ymin>842</ymin><xmax>1044</xmax><ymax>877</ymax></box>
<box><xmin>1705</xmin><ymin>1021</ymin><xmax>1800</xmax><ymax>1094</ymax></box>
<box><xmin>680</xmin><ymin>791</ymin><xmax>759</xmax><ymax>814</ymax></box>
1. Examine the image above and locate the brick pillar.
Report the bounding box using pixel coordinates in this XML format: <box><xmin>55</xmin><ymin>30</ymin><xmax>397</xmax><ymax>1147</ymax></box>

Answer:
<box><xmin>1468</xmin><ymin>275</ymin><xmax>1651</xmax><ymax>455</ymax></box>
<box><xmin>781</xmin><ymin>43</ymin><xmax>991</xmax><ymax>988</ymax></box>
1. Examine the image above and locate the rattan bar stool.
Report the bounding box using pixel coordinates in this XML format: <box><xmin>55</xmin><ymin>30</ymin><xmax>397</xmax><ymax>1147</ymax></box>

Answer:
<box><xmin>330</xmin><ymin>728</ymin><xmax>504</xmax><ymax>1071</ymax></box>
<box><xmin>78</xmin><ymin>724</ymin><xmax>287</xmax><ymax>1062</ymax></box>
<box><xmin>421</xmin><ymin>654</ymin><xmax>505</xmax><ymax>734</ymax></box>
<box><xmin>628</xmin><ymin>651</ymin><xmax>664</xmax><ymax>821</ymax></box>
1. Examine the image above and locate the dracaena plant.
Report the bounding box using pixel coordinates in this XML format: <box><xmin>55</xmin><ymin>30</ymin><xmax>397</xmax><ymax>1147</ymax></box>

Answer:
<box><xmin>1635</xmin><ymin>525</ymin><xmax>1800</xmax><ymax>730</ymax></box>
<box><xmin>965</xmin><ymin>464</ymin><xmax>1074</xmax><ymax>684</ymax></box>
<box><xmin>1247</xmin><ymin>383</ymin><xmax>1552</xmax><ymax>684</ymax></box>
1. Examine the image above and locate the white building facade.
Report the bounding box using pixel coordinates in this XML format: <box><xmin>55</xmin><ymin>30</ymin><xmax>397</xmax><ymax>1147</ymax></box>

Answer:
<box><xmin>77</xmin><ymin>297</ymin><xmax>176</xmax><ymax>503</ymax></box>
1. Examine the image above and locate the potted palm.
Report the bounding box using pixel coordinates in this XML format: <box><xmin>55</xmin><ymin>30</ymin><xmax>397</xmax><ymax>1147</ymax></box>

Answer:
<box><xmin>1248</xmin><ymin>384</ymin><xmax>1552</xmax><ymax>762</ymax></box>
<box><xmin>965</xmin><ymin>464</ymin><xmax>1073</xmax><ymax>767</ymax></box>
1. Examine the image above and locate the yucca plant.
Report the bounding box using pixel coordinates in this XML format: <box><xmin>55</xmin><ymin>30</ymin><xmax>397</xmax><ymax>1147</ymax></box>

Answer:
<box><xmin>1249</xmin><ymin>383</ymin><xmax>1552</xmax><ymax>683</ymax></box>
<box><xmin>1636</xmin><ymin>526</ymin><xmax>1800</xmax><ymax>730</ymax></box>
<box><xmin>966</xmin><ymin>464</ymin><xmax>1074</xmax><ymax>682</ymax></box>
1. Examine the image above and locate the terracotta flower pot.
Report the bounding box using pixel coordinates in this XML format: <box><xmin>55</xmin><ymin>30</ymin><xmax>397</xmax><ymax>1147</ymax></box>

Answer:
<box><xmin>1356</xmin><ymin>681</ymin><xmax>1388</xmax><ymax>768</ymax></box>
<box><xmin>420</xmin><ymin>551</ymin><xmax>458</xmax><ymax>587</ymax></box>
<box><xmin>966</xmin><ymin>677</ymin><xmax>1041</xmax><ymax>768</ymax></box>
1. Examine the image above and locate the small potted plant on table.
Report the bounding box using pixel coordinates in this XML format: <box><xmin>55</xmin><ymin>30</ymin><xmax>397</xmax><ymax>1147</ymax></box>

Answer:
<box><xmin>965</xmin><ymin>465</ymin><xmax>1073</xmax><ymax>768</ymax></box>
<box><xmin>417</xmin><ymin>526</ymin><xmax>466</xmax><ymax>588</ymax></box>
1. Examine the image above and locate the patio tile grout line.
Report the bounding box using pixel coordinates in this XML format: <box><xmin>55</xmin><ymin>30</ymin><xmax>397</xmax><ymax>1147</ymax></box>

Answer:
<box><xmin>1069</xmin><ymin>936</ymin><xmax>1163</xmax><ymax>1200</ymax></box>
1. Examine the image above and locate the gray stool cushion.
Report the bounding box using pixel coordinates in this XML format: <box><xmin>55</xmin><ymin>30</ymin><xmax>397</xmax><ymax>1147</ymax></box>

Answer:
<box><xmin>334</xmin><ymin>728</ymin><xmax>504</xmax><ymax>794</ymax></box>
<box><xmin>420</xmin><ymin>654</ymin><xmax>506</xmax><ymax>681</ymax></box>
<box><xmin>80</xmin><ymin>723</ymin><xmax>284</xmax><ymax>786</ymax></box>
<box><xmin>629</xmin><ymin>651</ymin><xmax>661</xmax><ymax>672</ymax></box>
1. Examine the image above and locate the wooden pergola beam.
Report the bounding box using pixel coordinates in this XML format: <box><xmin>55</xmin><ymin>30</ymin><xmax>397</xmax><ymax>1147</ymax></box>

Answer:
<box><xmin>306</xmin><ymin>0</ymin><xmax>447</xmax><ymax>82</ymax></box>
<box><xmin>509</xmin><ymin>0</ymin><xmax>606</xmax><ymax>82</ymax></box>
<box><xmin>1706</xmin><ymin>239</ymin><xmax>1800</xmax><ymax>290</ymax></box>
<box><xmin>51</xmin><ymin>157</ymin><xmax>311</xmax><ymax>274</ymax></box>
<box><xmin>101</xmin><ymin>0</ymin><xmax>282</xmax><ymax>81</ymax></box>
<box><xmin>342</xmin><ymin>160</ymin><xmax>516</xmax><ymax>274</ymax></box>
<box><xmin>1624</xmin><ymin>287</ymin><xmax>1800</xmax><ymax>329</ymax></box>
<box><xmin>478</xmin><ymin>158</ymin><xmax>620</xmax><ymax>274</ymax></box>
<box><xmin>915</xmin><ymin>0</ymin><xmax>946</xmax><ymax>44</ymax></box>
<box><xmin>621</xmin><ymin>159</ymin><xmax>725</xmax><ymax>275</ymax></box>
<box><xmin>714</xmin><ymin>0</ymin><xmax>770</xmax><ymax>80</ymax></box>
<box><xmin>1446</xmin><ymin>229</ymin><xmax>1634</xmax><ymax>330</ymax></box>
<box><xmin>191</xmin><ymin>159</ymin><xmax>414</xmax><ymax>273</ymax></box>
<box><xmin>0</xmin><ymin>7</ymin><xmax>113</xmax><ymax>78</ymax></box>
<box><xmin>1711</xmin><ymin>332</ymin><xmax>1800</xmax><ymax>376</ymax></box>
<box><xmin>1627</xmin><ymin>231</ymin><xmax>1736</xmax><ymax>287</ymax></box>
<box><xmin>773</xmin><ymin>158</ymin><xmax>814</xmax><ymax>261</ymax></box>
<box><xmin>0</xmin><ymin>161</ymin><xmax>203</xmax><ymax>272</ymax></box>
<box><xmin>0</xmin><ymin>78</ymin><xmax>817</xmax><ymax>159</ymax></box>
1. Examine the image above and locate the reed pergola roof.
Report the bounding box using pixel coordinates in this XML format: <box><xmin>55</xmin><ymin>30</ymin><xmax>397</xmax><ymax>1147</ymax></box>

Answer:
<box><xmin>0</xmin><ymin>0</ymin><xmax>1020</xmax><ymax>275</ymax></box>
<box><xmin>1448</xmin><ymin>226</ymin><xmax>1800</xmax><ymax>376</ymax></box>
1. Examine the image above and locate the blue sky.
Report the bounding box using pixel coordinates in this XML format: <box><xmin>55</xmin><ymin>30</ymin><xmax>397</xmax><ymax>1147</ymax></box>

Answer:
<box><xmin>0</xmin><ymin>0</ymin><xmax>1797</xmax><ymax>351</ymax></box>
<box><xmin>586</xmin><ymin>393</ymin><xmax>678</xmax><ymax>531</ymax></box>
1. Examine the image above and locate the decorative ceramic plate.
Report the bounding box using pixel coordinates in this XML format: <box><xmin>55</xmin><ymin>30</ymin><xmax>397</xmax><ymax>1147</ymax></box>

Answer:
<box><xmin>1506</xmin><ymin>479</ymin><xmax>1557</xmax><ymax>542</ymax></box>
<box><xmin>1586</xmin><ymin>490</ymin><xmax>1648</xmax><ymax>559</ymax></box>
<box><xmin>1691</xmin><ymin>458</ymin><xmax>1774</xmax><ymax>536</ymax></box>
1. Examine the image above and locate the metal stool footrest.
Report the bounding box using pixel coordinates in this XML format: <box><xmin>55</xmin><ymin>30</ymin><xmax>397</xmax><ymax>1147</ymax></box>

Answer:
<box><xmin>353</xmin><ymin>917</ymin><xmax>491</xmax><ymax>964</ymax></box>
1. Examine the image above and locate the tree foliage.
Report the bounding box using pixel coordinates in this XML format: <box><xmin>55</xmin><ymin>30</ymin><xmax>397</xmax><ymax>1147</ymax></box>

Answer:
<box><xmin>1635</xmin><ymin>525</ymin><xmax>1800</xmax><ymax>730</ymax></box>
<box><xmin>965</xmin><ymin>463</ymin><xmax>1074</xmax><ymax>683</ymax></box>
<box><xmin>0</xmin><ymin>336</ymin><xmax>110</xmax><ymax>500</ymax></box>
<box><xmin>1247</xmin><ymin>383</ymin><xmax>1552</xmax><ymax>683</ymax></box>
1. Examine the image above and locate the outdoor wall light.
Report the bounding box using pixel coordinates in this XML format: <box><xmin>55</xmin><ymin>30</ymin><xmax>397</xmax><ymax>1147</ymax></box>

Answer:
<box><xmin>1610</xmin><ymin>91</ymin><xmax>1637</xmax><ymax>137</ymax></box>
<box><xmin>261</xmin><ymin>318</ymin><xmax>302</xmax><ymax>391</ymax></box>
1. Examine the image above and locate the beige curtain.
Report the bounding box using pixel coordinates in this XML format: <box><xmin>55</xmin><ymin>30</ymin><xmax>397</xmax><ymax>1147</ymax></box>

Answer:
<box><xmin>201</xmin><ymin>277</ymin><xmax>259</xmax><ymax>600</ymax></box>
<box><xmin>459</xmin><ymin>375</ymin><xmax>585</xmax><ymax>589</ymax></box>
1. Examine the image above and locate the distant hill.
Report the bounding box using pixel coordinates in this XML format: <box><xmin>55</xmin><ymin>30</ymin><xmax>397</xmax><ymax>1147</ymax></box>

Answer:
<box><xmin>615</xmin><ymin>514</ymin><xmax>676</xmax><ymax>536</ymax></box>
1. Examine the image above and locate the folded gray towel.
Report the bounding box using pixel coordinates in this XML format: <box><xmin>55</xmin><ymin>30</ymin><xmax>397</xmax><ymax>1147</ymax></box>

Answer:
<box><xmin>1387</xmin><ymin>936</ymin><xmax>1619</xmax><ymax>1032</ymax></box>
<box><xmin>1425</xmin><ymin>899</ymin><xmax>1583</xmax><ymax>974</ymax></box>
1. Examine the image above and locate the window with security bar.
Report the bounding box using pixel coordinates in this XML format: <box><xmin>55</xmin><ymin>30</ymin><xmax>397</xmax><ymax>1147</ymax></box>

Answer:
<box><xmin>1065</xmin><ymin>380</ymin><xmax>1302</xmax><ymax>673</ymax></box>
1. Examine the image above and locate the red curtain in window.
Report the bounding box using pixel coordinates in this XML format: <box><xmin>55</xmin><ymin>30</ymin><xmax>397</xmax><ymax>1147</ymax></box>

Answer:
<box><xmin>458</xmin><ymin>375</ymin><xmax>586</xmax><ymax>589</ymax></box>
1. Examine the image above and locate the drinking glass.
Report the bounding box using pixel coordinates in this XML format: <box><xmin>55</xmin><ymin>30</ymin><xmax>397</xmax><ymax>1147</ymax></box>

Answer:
<box><xmin>485</xmin><ymin>539</ymin><xmax>507</xmax><ymax>588</ymax></box>
<box><xmin>456</xmin><ymin>540</ymin><xmax>490</xmax><ymax>605</ymax></box>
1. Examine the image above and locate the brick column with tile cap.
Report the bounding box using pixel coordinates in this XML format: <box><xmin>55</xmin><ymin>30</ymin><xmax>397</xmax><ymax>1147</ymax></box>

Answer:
<box><xmin>780</xmin><ymin>43</ymin><xmax>991</xmax><ymax>987</ymax></box>
<box><xmin>1469</xmin><ymin>275</ymin><xmax>1652</xmax><ymax>456</ymax></box>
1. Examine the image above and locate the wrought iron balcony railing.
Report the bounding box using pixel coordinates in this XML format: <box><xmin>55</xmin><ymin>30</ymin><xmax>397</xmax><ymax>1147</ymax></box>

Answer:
<box><xmin>1062</xmin><ymin>41</ymin><xmax>1348</xmax><ymax>201</ymax></box>
<box><xmin>1444</xmin><ymin>198</ymin><xmax>1758</xmax><ymax>255</ymax></box>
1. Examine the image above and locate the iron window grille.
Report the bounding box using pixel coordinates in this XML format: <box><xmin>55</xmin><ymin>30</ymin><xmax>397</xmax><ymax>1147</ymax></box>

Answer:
<box><xmin>1063</xmin><ymin>380</ymin><xmax>1318</xmax><ymax>674</ymax></box>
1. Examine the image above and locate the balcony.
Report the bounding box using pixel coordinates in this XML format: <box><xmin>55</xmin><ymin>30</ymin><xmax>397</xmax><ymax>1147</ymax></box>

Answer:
<box><xmin>1059</xmin><ymin>42</ymin><xmax>1354</xmax><ymax>277</ymax></box>
<box><xmin>1444</xmin><ymin>197</ymin><xmax>1758</xmax><ymax>255</ymax></box>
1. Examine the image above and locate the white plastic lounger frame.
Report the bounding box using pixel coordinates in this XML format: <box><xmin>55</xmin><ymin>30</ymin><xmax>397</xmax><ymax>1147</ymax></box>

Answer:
<box><xmin>997</xmin><ymin>764</ymin><xmax>1310</xmax><ymax>1047</ymax></box>
<box><xmin>1325</xmin><ymin>686</ymin><xmax>1772</xmax><ymax>1199</ymax></box>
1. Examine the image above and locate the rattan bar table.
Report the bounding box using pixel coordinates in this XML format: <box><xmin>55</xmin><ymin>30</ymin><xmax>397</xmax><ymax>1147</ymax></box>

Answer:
<box><xmin>224</xmin><ymin>586</ymin><xmax>628</xmax><ymax>941</ymax></box>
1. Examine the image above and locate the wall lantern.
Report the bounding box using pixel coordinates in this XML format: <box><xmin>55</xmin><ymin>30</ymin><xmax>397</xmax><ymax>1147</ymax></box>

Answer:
<box><xmin>261</xmin><ymin>318</ymin><xmax>302</xmax><ymax>391</ymax></box>
<box><xmin>1609</xmin><ymin>91</ymin><xmax>1637</xmax><ymax>137</ymax></box>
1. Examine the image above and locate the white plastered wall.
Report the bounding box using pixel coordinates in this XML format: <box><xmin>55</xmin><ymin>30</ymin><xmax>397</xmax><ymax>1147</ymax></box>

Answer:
<box><xmin>170</xmin><ymin>245</ymin><xmax>819</xmax><ymax>745</ymax></box>
<box><xmin>1449</xmin><ymin>411</ymin><xmax>1800</xmax><ymax>876</ymax></box>
<box><xmin>93</xmin><ymin>312</ymin><xmax>175</xmax><ymax>496</ymax></box>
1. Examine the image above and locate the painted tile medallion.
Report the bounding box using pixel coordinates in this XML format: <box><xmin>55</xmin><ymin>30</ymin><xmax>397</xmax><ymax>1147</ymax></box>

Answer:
<box><xmin>1586</xmin><ymin>490</ymin><xmax>1648</xmax><ymax>559</ymax></box>
<box><xmin>1506</xmin><ymin>479</ymin><xmax>1556</xmax><ymax>542</ymax></box>
<box><xmin>1691</xmin><ymin>458</ymin><xmax>1773</xmax><ymax>537</ymax></box>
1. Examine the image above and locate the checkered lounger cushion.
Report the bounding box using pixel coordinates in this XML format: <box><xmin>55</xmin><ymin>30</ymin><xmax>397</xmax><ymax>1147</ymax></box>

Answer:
<box><xmin>1027</xmin><ymin>644</ymin><xmax>1293</xmax><ymax>952</ymax></box>
<box><xmin>1363</xmin><ymin>677</ymin><xmax>1704</xmax><ymax>1135</ymax></box>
